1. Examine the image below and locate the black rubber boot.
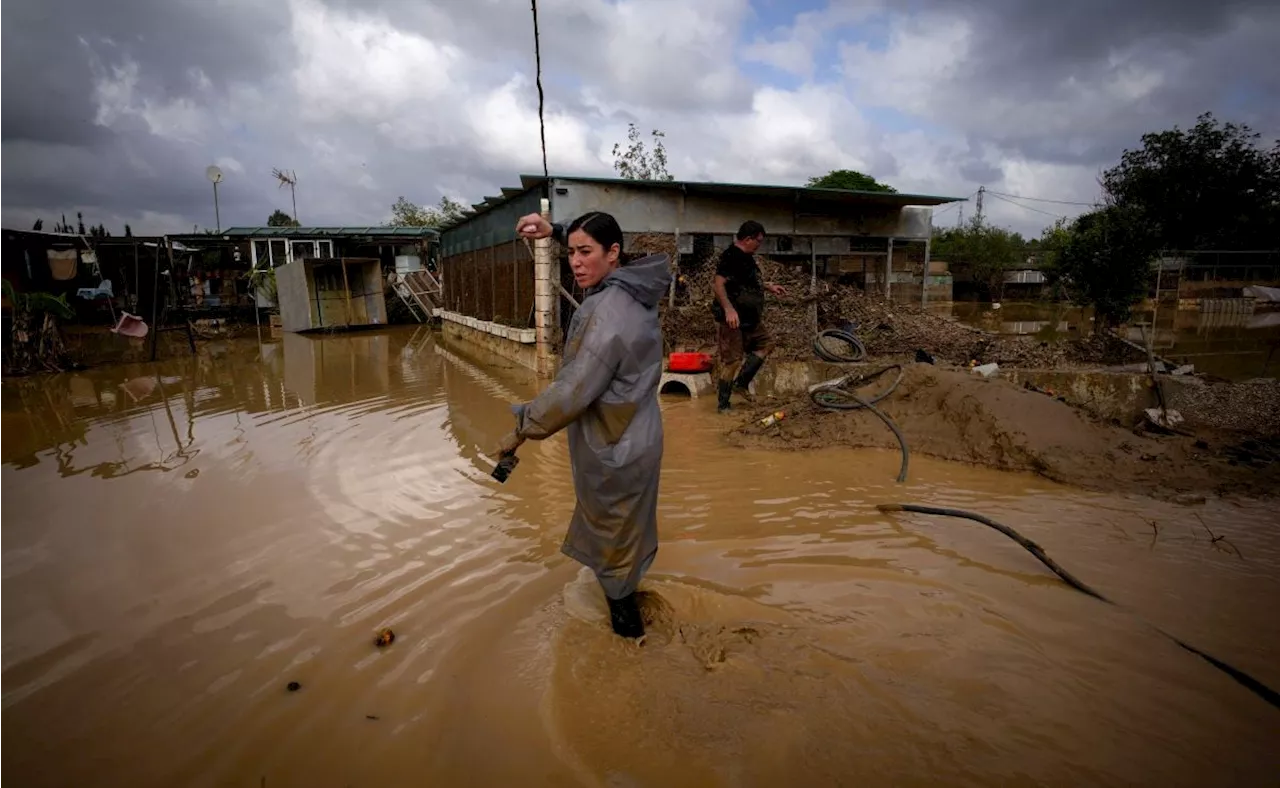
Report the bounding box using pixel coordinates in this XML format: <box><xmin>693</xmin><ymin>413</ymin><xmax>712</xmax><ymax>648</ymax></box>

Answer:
<box><xmin>717</xmin><ymin>381</ymin><xmax>732</xmax><ymax>411</ymax></box>
<box><xmin>733</xmin><ymin>353</ymin><xmax>765</xmax><ymax>401</ymax></box>
<box><xmin>606</xmin><ymin>592</ymin><xmax>645</xmax><ymax>639</ymax></box>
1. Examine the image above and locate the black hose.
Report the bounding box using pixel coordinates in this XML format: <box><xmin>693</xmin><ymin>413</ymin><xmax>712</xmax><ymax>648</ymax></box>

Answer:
<box><xmin>809</xmin><ymin>363</ymin><xmax>909</xmax><ymax>483</ymax></box>
<box><xmin>878</xmin><ymin>503</ymin><xmax>1280</xmax><ymax>712</ymax></box>
<box><xmin>813</xmin><ymin>328</ymin><xmax>867</xmax><ymax>363</ymax></box>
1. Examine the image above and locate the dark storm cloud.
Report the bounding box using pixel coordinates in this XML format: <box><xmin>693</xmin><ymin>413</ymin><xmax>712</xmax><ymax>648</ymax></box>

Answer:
<box><xmin>1</xmin><ymin>0</ymin><xmax>293</xmax><ymax>230</ymax></box>
<box><xmin>906</xmin><ymin>0</ymin><xmax>1280</xmax><ymax>163</ymax></box>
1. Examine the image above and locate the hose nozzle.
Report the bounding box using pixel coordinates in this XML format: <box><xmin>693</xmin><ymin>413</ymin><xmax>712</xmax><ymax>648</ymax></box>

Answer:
<box><xmin>491</xmin><ymin>452</ymin><xmax>520</xmax><ymax>483</ymax></box>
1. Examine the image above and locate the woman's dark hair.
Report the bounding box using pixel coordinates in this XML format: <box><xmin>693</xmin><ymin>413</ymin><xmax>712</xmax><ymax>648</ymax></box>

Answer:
<box><xmin>566</xmin><ymin>211</ymin><xmax>624</xmax><ymax>254</ymax></box>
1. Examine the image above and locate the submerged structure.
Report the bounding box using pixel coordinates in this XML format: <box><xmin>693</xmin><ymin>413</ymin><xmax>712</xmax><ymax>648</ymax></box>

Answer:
<box><xmin>224</xmin><ymin>226</ymin><xmax>442</xmax><ymax>332</ymax></box>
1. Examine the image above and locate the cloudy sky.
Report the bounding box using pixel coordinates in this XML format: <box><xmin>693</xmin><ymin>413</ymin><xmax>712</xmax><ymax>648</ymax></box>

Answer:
<box><xmin>3</xmin><ymin>0</ymin><xmax>1278</xmax><ymax>238</ymax></box>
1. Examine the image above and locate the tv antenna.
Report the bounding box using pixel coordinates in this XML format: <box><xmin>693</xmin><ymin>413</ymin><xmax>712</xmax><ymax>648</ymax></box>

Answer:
<box><xmin>272</xmin><ymin>168</ymin><xmax>299</xmax><ymax>225</ymax></box>
<box><xmin>205</xmin><ymin>165</ymin><xmax>224</xmax><ymax>232</ymax></box>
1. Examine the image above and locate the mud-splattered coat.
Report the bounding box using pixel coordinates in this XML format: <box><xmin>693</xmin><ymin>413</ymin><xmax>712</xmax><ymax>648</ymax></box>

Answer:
<box><xmin>512</xmin><ymin>252</ymin><xmax>672</xmax><ymax>599</ymax></box>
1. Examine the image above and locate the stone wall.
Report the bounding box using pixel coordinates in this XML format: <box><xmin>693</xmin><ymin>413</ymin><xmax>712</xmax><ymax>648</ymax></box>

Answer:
<box><xmin>437</xmin><ymin>309</ymin><xmax>538</xmax><ymax>372</ymax></box>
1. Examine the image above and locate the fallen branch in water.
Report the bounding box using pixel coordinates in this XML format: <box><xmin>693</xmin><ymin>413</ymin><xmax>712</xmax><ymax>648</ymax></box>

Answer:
<box><xmin>1194</xmin><ymin>513</ymin><xmax>1244</xmax><ymax>559</ymax></box>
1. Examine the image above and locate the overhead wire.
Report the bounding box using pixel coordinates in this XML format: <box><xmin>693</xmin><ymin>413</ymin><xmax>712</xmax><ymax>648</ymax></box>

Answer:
<box><xmin>986</xmin><ymin>191</ymin><xmax>1067</xmax><ymax>219</ymax></box>
<box><xmin>985</xmin><ymin>190</ymin><xmax>1095</xmax><ymax>207</ymax></box>
<box><xmin>530</xmin><ymin>0</ymin><xmax>549</xmax><ymax>178</ymax></box>
<box><xmin>930</xmin><ymin>191</ymin><xmax>977</xmax><ymax>218</ymax></box>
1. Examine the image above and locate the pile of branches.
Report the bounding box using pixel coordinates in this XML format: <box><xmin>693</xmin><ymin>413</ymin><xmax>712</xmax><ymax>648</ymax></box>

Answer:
<box><xmin>658</xmin><ymin>252</ymin><xmax>1144</xmax><ymax>368</ymax></box>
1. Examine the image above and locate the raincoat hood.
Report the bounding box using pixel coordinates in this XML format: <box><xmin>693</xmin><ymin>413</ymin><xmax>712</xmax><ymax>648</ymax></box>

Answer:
<box><xmin>593</xmin><ymin>253</ymin><xmax>672</xmax><ymax>309</ymax></box>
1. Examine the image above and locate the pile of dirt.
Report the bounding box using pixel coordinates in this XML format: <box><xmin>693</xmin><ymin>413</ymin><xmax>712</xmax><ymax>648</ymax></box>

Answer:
<box><xmin>660</xmin><ymin>252</ymin><xmax>1144</xmax><ymax>369</ymax></box>
<box><xmin>726</xmin><ymin>363</ymin><xmax>1279</xmax><ymax>499</ymax></box>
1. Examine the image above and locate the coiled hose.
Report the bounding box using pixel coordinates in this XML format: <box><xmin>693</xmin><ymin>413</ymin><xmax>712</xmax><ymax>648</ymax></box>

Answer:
<box><xmin>809</xmin><ymin>327</ymin><xmax>909</xmax><ymax>483</ymax></box>
<box><xmin>878</xmin><ymin>503</ymin><xmax>1280</xmax><ymax>712</ymax></box>
<box><xmin>813</xmin><ymin>328</ymin><xmax>867</xmax><ymax>363</ymax></box>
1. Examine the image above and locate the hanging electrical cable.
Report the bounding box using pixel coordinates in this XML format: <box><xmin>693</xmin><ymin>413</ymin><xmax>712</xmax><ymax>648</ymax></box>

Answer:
<box><xmin>530</xmin><ymin>0</ymin><xmax>549</xmax><ymax>178</ymax></box>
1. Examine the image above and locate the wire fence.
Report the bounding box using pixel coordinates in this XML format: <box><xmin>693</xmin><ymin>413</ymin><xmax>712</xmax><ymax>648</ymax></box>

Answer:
<box><xmin>439</xmin><ymin>241</ymin><xmax>536</xmax><ymax>327</ymax></box>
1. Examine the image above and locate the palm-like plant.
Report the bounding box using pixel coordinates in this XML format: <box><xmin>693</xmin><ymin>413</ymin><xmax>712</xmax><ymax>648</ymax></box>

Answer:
<box><xmin>3</xmin><ymin>279</ymin><xmax>76</xmax><ymax>374</ymax></box>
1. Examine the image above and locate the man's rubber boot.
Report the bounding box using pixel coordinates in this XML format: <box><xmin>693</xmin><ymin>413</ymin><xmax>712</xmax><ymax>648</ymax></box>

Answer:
<box><xmin>717</xmin><ymin>380</ymin><xmax>732</xmax><ymax>412</ymax></box>
<box><xmin>606</xmin><ymin>592</ymin><xmax>645</xmax><ymax>639</ymax></box>
<box><xmin>733</xmin><ymin>353</ymin><xmax>765</xmax><ymax>402</ymax></box>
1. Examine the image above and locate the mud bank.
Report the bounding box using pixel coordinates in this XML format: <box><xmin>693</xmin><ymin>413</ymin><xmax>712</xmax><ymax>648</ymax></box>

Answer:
<box><xmin>727</xmin><ymin>364</ymin><xmax>1279</xmax><ymax>499</ymax></box>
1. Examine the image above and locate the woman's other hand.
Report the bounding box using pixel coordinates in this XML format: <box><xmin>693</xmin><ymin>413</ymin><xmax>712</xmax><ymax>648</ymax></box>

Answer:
<box><xmin>516</xmin><ymin>214</ymin><xmax>553</xmax><ymax>240</ymax></box>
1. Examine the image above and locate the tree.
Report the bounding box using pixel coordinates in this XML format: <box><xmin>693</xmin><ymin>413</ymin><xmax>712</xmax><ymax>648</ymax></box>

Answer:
<box><xmin>32</xmin><ymin>219</ymin><xmax>43</xmax><ymax>231</ymax></box>
<box><xmin>807</xmin><ymin>169</ymin><xmax>896</xmax><ymax>193</ymax></box>
<box><xmin>1044</xmin><ymin>205</ymin><xmax>1157</xmax><ymax>328</ymax></box>
<box><xmin>267</xmin><ymin>209</ymin><xmax>300</xmax><ymax>227</ymax></box>
<box><xmin>612</xmin><ymin>123</ymin><xmax>674</xmax><ymax>181</ymax></box>
<box><xmin>1102</xmin><ymin>112</ymin><xmax>1280</xmax><ymax>250</ymax></box>
<box><xmin>124</xmin><ymin>224</ymin><xmax>133</xmax><ymax>237</ymax></box>
<box><xmin>387</xmin><ymin>196</ymin><xmax>468</xmax><ymax>228</ymax></box>
<box><xmin>930</xmin><ymin>217</ymin><xmax>1025</xmax><ymax>298</ymax></box>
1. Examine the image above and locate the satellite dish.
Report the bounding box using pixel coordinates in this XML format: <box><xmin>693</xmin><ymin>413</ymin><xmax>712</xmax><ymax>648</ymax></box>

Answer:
<box><xmin>206</xmin><ymin>165</ymin><xmax>224</xmax><ymax>184</ymax></box>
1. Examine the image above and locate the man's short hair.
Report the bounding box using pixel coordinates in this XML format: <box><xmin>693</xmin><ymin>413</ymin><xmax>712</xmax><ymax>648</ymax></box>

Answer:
<box><xmin>736</xmin><ymin>220</ymin><xmax>765</xmax><ymax>241</ymax></box>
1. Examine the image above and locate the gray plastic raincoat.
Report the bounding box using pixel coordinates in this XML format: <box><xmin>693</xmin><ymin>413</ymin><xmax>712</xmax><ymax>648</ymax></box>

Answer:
<box><xmin>510</xmin><ymin>252</ymin><xmax>672</xmax><ymax>600</ymax></box>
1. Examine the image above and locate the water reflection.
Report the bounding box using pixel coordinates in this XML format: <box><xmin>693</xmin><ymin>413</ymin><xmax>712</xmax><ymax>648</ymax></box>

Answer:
<box><xmin>3</xmin><ymin>326</ymin><xmax>1278</xmax><ymax>787</ymax></box>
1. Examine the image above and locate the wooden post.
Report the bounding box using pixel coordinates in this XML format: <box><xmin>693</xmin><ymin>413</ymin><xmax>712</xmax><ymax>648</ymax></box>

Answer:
<box><xmin>533</xmin><ymin>197</ymin><xmax>555</xmax><ymax>377</ymax></box>
<box><xmin>885</xmin><ymin>238</ymin><xmax>894</xmax><ymax>301</ymax></box>
<box><xmin>166</xmin><ymin>237</ymin><xmax>196</xmax><ymax>354</ymax></box>
<box><xmin>921</xmin><ymin>238</ymin><xmax>932</xmax><ymax>307</ymax></box>
<box><xmin>340</xmin><ymin>257</ymin><xmax>353</xmax><ymax>327</ymax></box>
<box><xmin>669</xmin><ymin>187</ymin><xmax>685</xmax><ymax>308</ymax></box>
<box><xmin>149</xmin><ymin>242</ymin><xmax>162</xmax><ymax>361</ymax></box>
<box><xmin>810</xmin><ymin>241</ymin><xmax>818</xmax><ymax>335</ymax></box>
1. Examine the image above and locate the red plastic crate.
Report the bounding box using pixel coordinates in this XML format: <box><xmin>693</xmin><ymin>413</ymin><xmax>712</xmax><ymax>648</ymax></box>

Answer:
<box><xmin>667</xmin><ymin>352</ymin><xmax>713</xmax><ymax>373</ymax></box>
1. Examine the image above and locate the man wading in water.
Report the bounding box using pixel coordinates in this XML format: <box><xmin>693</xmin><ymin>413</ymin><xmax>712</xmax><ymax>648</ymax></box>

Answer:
<box><xmin>498</xmin><ymin>211</ymin><xmax>671</xmax><ymax>641</ymax></box>
<box><xmin>712</xmin><ymin>221</ymin><xmax>787</xmax><ymax>411</ymax></box>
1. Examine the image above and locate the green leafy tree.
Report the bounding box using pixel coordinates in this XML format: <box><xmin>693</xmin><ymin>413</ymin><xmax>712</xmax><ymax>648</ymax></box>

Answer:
<box><xmin>807</xmin><ymin>169</ymin><xmax>896</xmax><ymax>193</ymax></box>
<box><xmin>388</xmin><ymin>196</ymin><xmax>468</xmax><ymax>228</ymax></box>
<box><xmin>931</xmin><ymin>217</ymin><xmax>1025</xmax><ymax>298</ymax></box>
<box><xmin>1045</xmin><ymin>206</ymin><xmax>1157</xmax><ymax>328</ymax></box>
<box><xmin>1102</xmin><ymin>112</ymin><xmax>1280</xmax><ymax>250</ymax></box>
<box><xmin>612</xmin><ymin>123</ymin><xmax>674</xmax><ymax>181</ymax></box>
<box><xmin>267</xmin><ymin>209</ymin><xmax>300</xmax><ymax>227</ymax></box>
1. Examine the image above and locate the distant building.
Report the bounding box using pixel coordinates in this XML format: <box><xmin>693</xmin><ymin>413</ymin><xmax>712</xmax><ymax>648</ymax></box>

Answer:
<box><xmin>435</xmin><ymin>173</ymin><xmax>964</xmax><ymax>373</ymax></box>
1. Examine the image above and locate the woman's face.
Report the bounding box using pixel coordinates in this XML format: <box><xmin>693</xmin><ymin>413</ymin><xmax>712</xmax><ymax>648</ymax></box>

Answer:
<box><xmin>567</xmin><ymin>229</ymin><xmax>620</xmax><ymax>289</ymax></box>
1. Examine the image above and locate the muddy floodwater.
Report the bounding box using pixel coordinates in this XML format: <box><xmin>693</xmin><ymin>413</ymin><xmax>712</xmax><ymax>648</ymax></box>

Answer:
<box><xmin>940</xmin><ymin>301</ymin><xmax>1280</xmax><ymax>381</ymax></box>
<box><xmin>4</xmin><ymin>327</ymin><xmax>1279</xmax><ymax>787</ymax></box>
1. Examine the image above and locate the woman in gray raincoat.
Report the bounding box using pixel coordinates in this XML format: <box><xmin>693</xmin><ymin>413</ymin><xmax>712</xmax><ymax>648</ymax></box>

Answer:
<box><xmin>498</xmin><ymin>211</ymin><xmax>671</xmax><ymax>640</ymax></box>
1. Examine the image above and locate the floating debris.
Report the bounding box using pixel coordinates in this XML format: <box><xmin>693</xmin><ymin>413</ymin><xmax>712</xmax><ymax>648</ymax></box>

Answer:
<box><xmin>286</xmin><ymin>681</ymin><xmax>301</xmax><ymax>692</ymax></box>
<box><xmin>374</xmin><ymin>628</ymin><xmax>396</xmax><ymax>648</ymax></box>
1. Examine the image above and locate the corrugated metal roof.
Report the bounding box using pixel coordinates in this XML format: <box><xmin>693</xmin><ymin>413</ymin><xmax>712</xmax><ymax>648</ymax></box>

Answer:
<box><xmin>517</xmin><ymin>174</ymin><xmax>964</xmax><ymax>206</ymax></box>
<box><xmin>438</xmin><ymin>174</ymin><xmax>964</xmax><ymax>231</ymax></box>
<box><xmin>222</xmin><ymin>226</ymin><xmax>439</xmax><ymax>238</ymax></box>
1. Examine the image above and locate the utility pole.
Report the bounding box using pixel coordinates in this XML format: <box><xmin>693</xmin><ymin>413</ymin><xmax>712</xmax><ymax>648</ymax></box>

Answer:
<box><xmin>975</xmin><ymin>185</ymin><xmax>985</xmax><ymax>223</ymax></box>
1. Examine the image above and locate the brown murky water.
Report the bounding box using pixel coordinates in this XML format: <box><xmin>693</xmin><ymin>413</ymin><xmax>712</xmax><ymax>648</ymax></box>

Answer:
<box><xmin>4</xmin><ymin>326</ymin><xmax>1279</xmax><ymax>787</ymax></box>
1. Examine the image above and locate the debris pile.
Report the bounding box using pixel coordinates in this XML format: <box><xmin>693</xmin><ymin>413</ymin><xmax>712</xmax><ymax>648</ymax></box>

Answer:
<box><xmin>657</xmin><ymin>252</ymin><xmax>1145</xmax><ymax>369</ymax></box>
